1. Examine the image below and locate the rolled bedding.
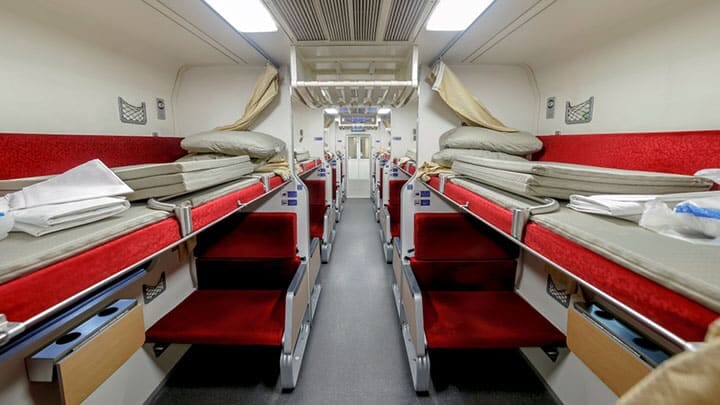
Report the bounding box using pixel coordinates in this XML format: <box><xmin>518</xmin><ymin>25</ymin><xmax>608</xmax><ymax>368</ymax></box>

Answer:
<box><xmin>439</xmin><ymin>126</ymin><xmax>542</xmax><ymax>156</ymax></box>
<box><xmin>181</xmin><ymin>130</ymin><xmax>287</xmax><ymax>160</ymax></box>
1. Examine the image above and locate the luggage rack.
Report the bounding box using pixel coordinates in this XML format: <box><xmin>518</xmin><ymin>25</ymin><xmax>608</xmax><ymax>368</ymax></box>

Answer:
<box><xmin>290</xmin><ymin>45</ymin><xmax>419</xmax><ymax>109</ymax></box>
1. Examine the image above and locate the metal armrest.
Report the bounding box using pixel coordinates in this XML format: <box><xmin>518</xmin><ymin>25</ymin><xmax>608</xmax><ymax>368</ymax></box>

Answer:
<box><xmin>322</xmin><ymin>206</ymin><xmax>333</xmax><ymax>244</ymax></box>
<box><xmin>380</xmin><ymin>206</ymin><xmax>391</xmax><ymax>243</ymax></box>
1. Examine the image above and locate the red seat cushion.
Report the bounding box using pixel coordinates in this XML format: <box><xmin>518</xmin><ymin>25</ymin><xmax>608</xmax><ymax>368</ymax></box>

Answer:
<box><xmin>414</xmin><ymin>213</ymin><xmax>517</xmax><ymax>260</ymax></box>
<box><xmin>388</xmin><ymin>179</ymin><xmax>405</xmax><ymax>206</ymax></box>
<box><xmin>309</xmin><ymin>204</ymin><xmax>326</xmax><ymax>238</ymax></box>
<box><xmin>197</xmin><ymin>213</ymin><xmax>297</xmax><ymax>259</ymax></box>
<box><xmin>423</xmin><ymin>291</ymin><xmax>565</xmax><ymax>349</ymax></box>
<box><xmin>387</xmin><ymin>204</ymin><xmax>401</xmax><ymax>237</ymax></box>
<box><xmin>410</xmin><ymin>258</ymin><xmax>516</xmax><ymax>291</ymax></box>
<box><xmin>197</xmin><ymin>257</ymin><xmax>300</xmax><ymax>290</ymax></box>
<box><xmin>146</xmin><ymin>290</ymin><xmax>285</xmax><ymax>346</ymax></box>
<box><xmin>535</xmin><ymin>131</ymin><xmax>720</xmax><ymax>175</ymax></box>
<box><xmin>0</xmin><ymin>134</ymin><xmax>185</xmax><ymax>179</ymax></box>
<box><xmin>304</xmin><ymin>179</ymin><xmax>326</xmax><ymax>206</ymax></box>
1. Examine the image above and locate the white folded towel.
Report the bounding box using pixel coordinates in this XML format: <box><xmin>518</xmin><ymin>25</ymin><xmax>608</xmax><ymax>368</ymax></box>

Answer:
<box><xmin>568</xmin><ymin>191</ymin><xmax>720</xmax><ymax>222</ymax></box>
<box><xmin>695</xmin><ymin>168</ymin><xmax>720</xmax><ymax>183</ymax></box>
<box><xmin>11</xmin><ymin>197</ymin><xmax>130</xmax><ymax>236</ymax></box>
<box><xmin>0</xmin><ymin>159</ymin><xmax>132</xmax><ymax>211</ymax></box>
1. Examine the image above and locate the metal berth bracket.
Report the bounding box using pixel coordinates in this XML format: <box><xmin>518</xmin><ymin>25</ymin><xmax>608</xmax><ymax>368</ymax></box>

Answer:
<box><xmin>438</xmin><ymin>173</ymin><xmax>455</xmax><ymax>194</ymax></box>
<box><xmin>0</xmin><ymin>315</ymin><xmax>24</xmax><ymax>347</ymax></box>
<box><xmin>148</xmin><ymin>199</ymin><xmax>193</xmax><ymax>237</ymax></box>
<box><xmin>510</xmin><ymin>198</ymin><xmax>559</xmax><ymax>241</ymax></box>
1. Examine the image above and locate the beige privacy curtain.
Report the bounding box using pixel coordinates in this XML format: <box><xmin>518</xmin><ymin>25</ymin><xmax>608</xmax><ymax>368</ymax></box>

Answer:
<box><xmin>428</xmin><ymin>61</ymin><xmax>517</xmax><ymax>132</ymax></box>
<box><xmin>216</xmin><ymin>64</ymin><xmax>279</xmax><ymax>131</ymax></box>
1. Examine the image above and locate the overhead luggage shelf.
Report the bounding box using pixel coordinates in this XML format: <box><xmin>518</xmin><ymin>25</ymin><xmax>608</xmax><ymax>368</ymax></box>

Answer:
<box><xmin>290</xmin><ymin>45</ymin><xmax>419</xmax><ymax>108</ymax></box>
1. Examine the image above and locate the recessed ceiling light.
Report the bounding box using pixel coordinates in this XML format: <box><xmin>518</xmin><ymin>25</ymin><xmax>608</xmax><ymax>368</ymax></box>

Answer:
<box><xmin>324</xmin><ymin>108</ymin><xmax>339</xmax><ymax>115</ymax></box>
<box><xmin>204</xmin><ymin>0</ymin><xmax>277</xmax><ymax>33</ymax></box>
<box><xmin>426</xmin><ymin>0</ymin><xmax>494</xmax><ymax>31</ymax></box>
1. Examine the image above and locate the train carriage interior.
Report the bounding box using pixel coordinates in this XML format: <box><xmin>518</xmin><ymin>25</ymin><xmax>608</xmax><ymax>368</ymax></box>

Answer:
<box><xmin>2</xmin><ymin>0</ymin><xmax>720</xmax><ymax>404</ymax></box>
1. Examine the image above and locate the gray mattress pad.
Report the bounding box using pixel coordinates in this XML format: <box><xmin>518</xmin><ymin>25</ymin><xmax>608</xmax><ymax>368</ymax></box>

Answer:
<box><xmin>454</xmin><ymin>156</ymin><xmax>713</xmax><ymax>186</ymax></box>
<box><xmin>449</xmin><ymin>178</ymin><xmax>720</xmax><ymax>312</ymax></box>
<box><xmin>452</xmin><ymin>160</ymin><xmax>712</xmax><ymax>199</ymax></box>
<box><xmin>0</xmin><ymin>155</ymin><xmax>252</xmax><ymax>192</ymax></box>
<box><xmin>164</xmin><ymin>177</ymin><xmax>262</xmax><ymax>208</ymax></box>
<box><xmin>0</xmin><ymin>205</ymin><xmax>171</xmax><ymax>284</ymax></box>
<box><xmin>125</xmin><ymin>162</ymin><xmax>256</xmax><ymax>201</ymax></box>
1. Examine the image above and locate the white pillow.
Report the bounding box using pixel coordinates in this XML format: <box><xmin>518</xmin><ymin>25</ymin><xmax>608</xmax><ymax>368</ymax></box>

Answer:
<box><xmin>432</xmin><ymin>148</ymin><xmax>527</xmax><ymax>168</ymax></box>
<box><xmin>181</xmin><ymin>130</ymin><xmax>287</xmax><ymax>160</ymax></box>
<box><xmin>439</xmin><ymin>126</ymin><xmax>542</xmax><ymax>155</ymax></box>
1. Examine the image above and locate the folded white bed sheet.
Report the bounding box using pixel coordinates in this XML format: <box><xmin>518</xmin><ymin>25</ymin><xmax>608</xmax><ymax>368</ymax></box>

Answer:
<box><xmin>452</xmin><ymin>156</ymin><xmax>713</xmax><ymax>199</ymax></box>
<box><xmin>568</xmin><ymin>192</ymin><xmax>720</xmax><ymax>222</ymax></box>
<box><xmin>0</xmin><ymin>205</ymin><xmax>171</xmax><ymax>283</ymax></box>
<box><xmin>449</xmin><ymin>178</ymin><xmax>720</xmax><ymax>312</ymax></box>
<box><xmin>12</xmin><ymin>197</ymin><xmax>130</xmax><ymax>236</ymax></box>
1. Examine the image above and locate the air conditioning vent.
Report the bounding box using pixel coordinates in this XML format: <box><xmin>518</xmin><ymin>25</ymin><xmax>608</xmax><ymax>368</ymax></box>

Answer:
<box><xmin>384</xmin><ymin>0</ymin><xmax>425</xmax><ymax>41</ymax></box>
<box><xmin>353</xmin><ymin>0</ymin><xmax>381</xmax><ymax>41</ymax></box>
<box><xmin>320</xmin><ymin>0</ymin><xmax>352</xmax><ymax>41</ymax></box>
<box><xmin>274</xmin><ymin>0</ymin><xmax>326</xmax><ymax>41</ymax></box>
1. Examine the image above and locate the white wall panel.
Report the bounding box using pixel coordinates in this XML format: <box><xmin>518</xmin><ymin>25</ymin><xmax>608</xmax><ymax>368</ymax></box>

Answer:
<box><xmin>532</xmin><ymin>0</ymin><xmax>720</xmax><ymax>134</ymax></box>
<box><xmin>0</xmin><ymin>1</ymin><xmax>186</xmax><ymax>136</ymax></box>
<box><xmin>417</xmin><ymin>64</ymin><xmax>538</xmax><ymax>164</ymax></box>
<box><xmin>175</xmin><ymin>65</ymin><xmax>292</xmax><ymax>149</ymax></box>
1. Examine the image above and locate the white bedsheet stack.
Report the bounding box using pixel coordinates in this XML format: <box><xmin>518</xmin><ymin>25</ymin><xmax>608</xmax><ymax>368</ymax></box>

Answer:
<box><xmin>0</xmin><ymin>160</ymin><xmax>132</xmax><ymax>238</ymax></box>
<box><xmin>568</xmin><ymin>192</ymin><xmax>720</xmax><ymax>222</ymax></box>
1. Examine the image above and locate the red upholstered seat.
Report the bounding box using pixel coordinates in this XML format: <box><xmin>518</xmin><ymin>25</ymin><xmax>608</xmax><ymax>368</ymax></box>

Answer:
<box><xmin>535</xmin><ymin>131</ymin><xmax>720</xmax><ymax>175</ymax></box>
<box><xmin>410</xmin><ymin>258</ymin><xmax>516</xmax><ymax>291</ymax></box>
<box><xmin>388</xmin><ymin>204</ymin><xmax>401</xmax><ymax>237</ymax></box>
<box><xmin>388</xmin><ymin>180</ymin><xmax>404</xmax><ymax>205</ymax></box>
<box><xmin>304</xmin><ymin>179</ymin><xmax>326</xmax><ymax>206</ymax></box>
<box><xmin>414</xmin><ymin>213</ymin><xmax>517</xmax><ymax>260</ymax></box>
<box><xmin>332</xmin><ymin>168</ymin><xmax>338</xmax><ymax>201</ymax></box>
<box><xmin>423</xmin><ymin>291</ymin><xmax>565</xmax><ymax>349</ymax></box>
<box><xmin>309</xmin><ymin>204</ymin><xmax>326</xmax><ymax>238</ymax></box>
<box><xmin>0</xmin><ymin>133</ymin><xmax>185</xmax><ymax>179</ymax></box>
<box><xmin>145</xmin><ymin>290</ymin><xmax>285</xmax><ymax>346</ymax></box>
<box><xmin>196</xmin><ymin>213</ymin><xmax>297</xmax><ymax>259</ymax></box>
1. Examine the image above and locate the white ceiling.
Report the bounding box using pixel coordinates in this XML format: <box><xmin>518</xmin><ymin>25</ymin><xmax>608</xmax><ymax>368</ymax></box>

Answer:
<box><xmin>14</xmin><ymin>0</ymin><xmax>691</xmax><ymax>70</ymax></box>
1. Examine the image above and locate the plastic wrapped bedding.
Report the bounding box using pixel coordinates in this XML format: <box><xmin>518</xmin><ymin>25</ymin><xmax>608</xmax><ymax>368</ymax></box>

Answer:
<box><xmin>452</xmin><ymin>156</ymin><xmax>713</xmax><ymax>199</ymax></box>
<box><xmin>451</xmin><ymin>178</ymin><xmax>720</xmax><ymax>312</ymax></box>
<box><xmin>0</xmin><ymin>205</ymin><xmax>171</xmax><ymax>283</ymax></box>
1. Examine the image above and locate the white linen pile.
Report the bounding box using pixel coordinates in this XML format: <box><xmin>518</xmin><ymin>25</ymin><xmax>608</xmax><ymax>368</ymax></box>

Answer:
<box><xmin>0</xmin><ymin>160</ymin><xmax>132</xmax><ymax>237</ymax></box>
<box><xmin>568</xmin><ymin>191</ymin><xmax>720</xmax><ymax>222</ymax></box>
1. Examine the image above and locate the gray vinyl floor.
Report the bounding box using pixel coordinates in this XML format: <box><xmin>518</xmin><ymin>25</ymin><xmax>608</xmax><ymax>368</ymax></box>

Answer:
<box><xmin>150</xmin><ymin>199</ymin><xmax>558</xmax><ymax>405</ymax></box>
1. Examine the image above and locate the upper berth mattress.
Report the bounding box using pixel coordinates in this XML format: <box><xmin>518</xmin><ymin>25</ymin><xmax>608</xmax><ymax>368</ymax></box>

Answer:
<box><xmin>0</xmin><ymin>156</ymin><xmax>256</xmax><ymax>200</ymax></box>
<box><xmin>0</xmin><ymin>205</ymin><xmax>171</xmax><ymax>284</ymax></box>
<box><xmin>125</xmin><ymin>161</ymin><xmax>256</xmax><ymax>201</ymax></box>
<box><xmin>452</xmin><ymin>178</ymin><xmax>720</xmax><ymax>312</ymax></box>
<box><xmin>452</xmin><ymin>156</ymin><xmax>712</xmax><ymax>199</ymax></box>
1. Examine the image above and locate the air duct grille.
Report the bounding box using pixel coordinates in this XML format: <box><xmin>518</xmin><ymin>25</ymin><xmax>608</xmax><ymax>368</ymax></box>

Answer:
<box><xmin>353</xmin><ymin>0</ymin><xmax>381</xmax><ymax>41</ymax></box>
<box><xmin>319</xmin><ymin>0</ymin><xmax>351</xmax><ymax>41</ymax></box>
<box><xmin>384</xmin><ymin>0</ymin><xmax>425</xmax><ymax>41</ymax></box>
<box><xmin>274</xmin><ymin>0</ymin><xmax>326</xmax><ymax>41</ymax></box>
